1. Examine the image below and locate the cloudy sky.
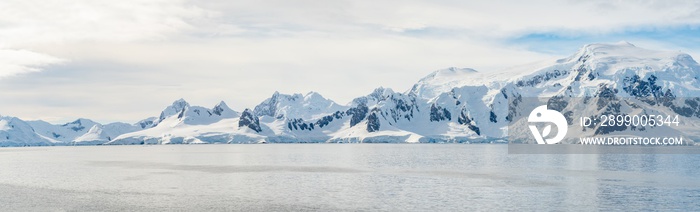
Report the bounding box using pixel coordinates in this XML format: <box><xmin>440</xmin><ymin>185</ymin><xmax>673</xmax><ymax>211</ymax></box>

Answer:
<box><xmin>1</xmin><ymin>0</ymin><xmax>699</xmax><ymax>124</ymax></box>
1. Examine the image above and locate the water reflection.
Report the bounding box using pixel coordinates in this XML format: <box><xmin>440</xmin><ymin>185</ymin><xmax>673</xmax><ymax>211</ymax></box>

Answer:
<box><xmin>0</xmin><ymin>144</ymin><xmax>698</xmax><ymax>211</ymax></box>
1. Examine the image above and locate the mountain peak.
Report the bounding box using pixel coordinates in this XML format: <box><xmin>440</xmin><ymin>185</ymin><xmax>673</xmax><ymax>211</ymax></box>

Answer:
<box><xmin>409</xmin><ymin>67</ymin><xmax>479</xmax><ymax>100</ymax></box>
<box><xmin>73</xmin><ymin>124</ymin><xmax>111</xmax><ymax>144</ymax></box>
<box><xmin>271</xmin><ymin>91</ymin><xmax>281</xmax><ymax>99</ymax></box>
<box><xmin>254</xmin><ymin>92</ymin><xmax>283</xmax><ymax>117</ymax></box>
<box><xmin>614</xmin><ymin>40</ymin><xmax>635</xmax><ymax>47</ymax></box>
<box><xmin>171</xmin><ymin>98</ymin><xmax>190</xmax><ymax>108</ymax></box>
<box><xmin>370</xmin><ymin>87</ymin><xmax>394</xmax><ymax>98</ymax></box>
<box><xmin>431</xmin><ymin>67</ymin><xmax>478</xmax><ymax>76</ymax></box>
<box><xmin>581</xmin><ymin>41</ymin><xmax>635</xmax><ymax>49</ymax></box>
<box><xmin>419</xmin><ymin>67</ymin><xmax>478</xmax><ymax>84</ymax></box>
<box><xmin>563</xmin><ymin>42</ymin><xmax>697</xmax><ymax>71</ymax></box>
<box><xmin>304</xmin><ymin>91</ymin><xmax>329</xmax><ymax>102</ymax></box>
<box><xmin>214</xmin><ymin>100</ymin><xmax>228</xmax><ymax>108</ymax></box>
<box><xmin>305</xmin><ymin>91</ymin><xmax>321</xmax><ymax>98</ymax></box>
<box><xmin>156</xmin><ymin>98</ymin><xmax>191</xmax><ymax>123</ymax></box>
<box><xmin>212</xmin><ymin>100</ymin><xmax>238</xmax><ymax>118</ymax></box>
<box><xmin>61</xmin><ymin>118</ymin><xmax>96</xmax><ymax>128</ymax></box>
<box><xmin>267</xmin><ymin>91</ymin><xmax>302</xmax><ymax>101</ymax></box>
<box><xmin>573</xmin><ymin>41</ymin><xmax>664</xmax><ymax>60</ymax></box>
<box><xmin>167</xmin><ymin>98</ymin><xmax>190</xmax><ymax>113</ymax></box>
<box><xmin>253</xmin><ymin>90</ymin><xmax>345</xmax><ymax>120</ymax></box>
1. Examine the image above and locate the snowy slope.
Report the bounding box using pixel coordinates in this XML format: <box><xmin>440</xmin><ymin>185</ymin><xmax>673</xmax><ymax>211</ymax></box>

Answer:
<box><xmin>27</xmin><ymin>118</ymin><xmax>99</xmax><ymax>143</ymax></box>
<box><xmin>254</xmin><ymin>91</ymin><xmax>346</xmax><ymax>120</ymax></box>
<box><xmin>73</xmin><ymin>125</ymin><xmax>111</xmax><ymax>145</ymax></box>
<box><xmin>0</xmin><ymin>116</ymin><xmax>53</xmax><ymax>146</ymax></box>
<box><xmin>71</xmin><ymin>122</ymin><xmax>142</xmax><ymax>145</ymax></box>
<box><xmin>409</xmin><ymin>67</ymin><xmax>479</xmax><ymax>100</ymax></box>
<box><xmin>107</xmin><ymin>99</ymin><xmax>245</xmax><ymax>145</ymax></box>
<box><xmin>26</xmin><ymin>118</ymin><xmax>143</xmax><ymax>145</ymax></box>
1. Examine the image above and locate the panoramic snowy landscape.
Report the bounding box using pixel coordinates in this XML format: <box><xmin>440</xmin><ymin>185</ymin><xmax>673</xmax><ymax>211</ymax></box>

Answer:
<box><xmin>2</xmin><ymin>42</ymin><xmax>700</xmax><ymax>146</ymax></box>
<box><xmin>4</xmin><ymin>1</ymin><xmax>700</xmax><ymax>211</ymax></box>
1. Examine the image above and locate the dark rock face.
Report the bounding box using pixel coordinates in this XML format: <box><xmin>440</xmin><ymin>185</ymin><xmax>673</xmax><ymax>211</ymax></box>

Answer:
<box><xmin>177</xmin><ymin>107</ymin><xmax>186</xmax><ymax>119</ymax></box>
<box><xmin>158</xmin><ymin>112</ymin><xmax>167</xmax><ymax>123</ymax></box>
<box><xmin>516</xmin><ymin>69</ymin><xmax>568</xmax><ymax>87</ymax></box>
<box><xmin>346</xmin><ymin>104</ymin><xmax>368</xmax><ymax>127</ymax></box>
<box><xmin>355</xmin><ymin>89</ymin><xmax>421</xmax><ymax>125</ymax></box>
<box><xmin>621</xmin><ymin>74</ymin><xmax>700</xmax><ymax>118</ymax></box>
<box><xmin>387</xmin><ymin>95</ymin><xmax>418</xmax><ymax>122</ymax></box>
<box><xmin>596</xmin><ymin>85</ymin><xmax>618</xmax><ymax>110</ymax></box>
<box><xmin>587</xmin><ymin>85</ymin><xmax>626</xmax><ymax>134</ymax></box>
<box><xmin>670</xmin><ymin>98</ymin><xmax>700</xmax><ymax>118</ymax></box>
<box><xmin>286</xmin><ymin>110</ymin><xmax>348</xmax><ymax>132</ymax></box>
<box><xmin>366</xmin><ymin>111</ymin><xmax>380</xmax><ymax>132</ymax></box>
<box><xmin>429</xmin><ymin>104</ymin><xmax>451</xmax><ymax>122</ymax></box>
<box><xmin>138</xmin><ymin>120</ymin><xmax>154</xmax><ymax>129</ymax></box>
<box><xmin>212</xmin><ymin>104</ymin><xmax>225</xmax><ymax>116</ymax></box>
<box><xmin>547</xmin><ymin>96</ymin><xmax>573</xmax><ymax>124</ymax></box>
<box><xmin>253</xmin><ymin>92</ymin><xmax>280</xmax><ymax>117</ymax></box>
<box><xmin>288</xmin><ymin>118</ymin><xmax>314</xmax><ymax>131</ymax></box>
<box><xmin>315</xmin><ymin>111</ymin><xmax>344</xmax><ymax>128</ymax></box>
<box><xmin>547</xmin><ymin>96</ymin><xmax>568</xmax><ymax>112</ymax></box>
<box><xmin>62</xmin><ymin>119</ymin><xmax>87</xmax><ymax>132</ymax></box>
<box><xmin>506</xmin><ymin>92</ymin><xmax>522</xmax><ymax>122</ymax></box>
<box><xmin>623</xmin><ymin>75</ymin><xmax>663</xmax><ymax>99</ymax></box>
<box><xmin>457</xmin><ymin>110</ymin><xmax>480</xmax><ymax>135</ymax></box>
<box><xmin>238</xmin><ymin>109</ymin><xmax>261</xmax><ymax>133</ymax></box>
<box><xmin>622</xmin><ymin>75</ymin><xmax>700</xmax><ymax>118</ymax></box>
<box><xmin>573</xmin><ymin>64</ymin><xmax>590</xmax><ymax>81</ymax></box>
<box><xmin>70</xmin><ymin>126</ymin><xmax>85</xmax><ymax>132</ymax></box>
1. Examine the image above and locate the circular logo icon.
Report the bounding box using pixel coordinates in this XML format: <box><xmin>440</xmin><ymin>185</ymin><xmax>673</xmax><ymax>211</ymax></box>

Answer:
<box><xmin>528</xmin><ymin>105</ymin><xmax>567</xmax><ymax>144</ymax></box>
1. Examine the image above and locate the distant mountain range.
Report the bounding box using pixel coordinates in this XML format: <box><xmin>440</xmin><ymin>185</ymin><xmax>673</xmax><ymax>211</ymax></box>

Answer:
<box><xmin>2</xmin><ymin>41</ymin><xmax>700</xmax><ymax>146</ymax></box>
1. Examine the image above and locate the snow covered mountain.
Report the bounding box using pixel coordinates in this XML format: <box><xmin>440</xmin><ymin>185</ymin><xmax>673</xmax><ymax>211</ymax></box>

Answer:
<box><xmin>2</xmin><ymin>42</ymin><xmax>700</xmax><ymax>146</ymax></box>
<box><xmin>0</xmin><ymin>116</ymin><xmax>53</xmax><ymax>146</ymax></box>
<box><xmin>501</xmin><ymin>41</ymin><xmax>700</xmax><ymax>143</ymax></box>
<box><xmin>254</xmin><ymin>91</ymin><xmax>346</xmax><ymax>120</ymax></box>
<box><xmin>409</xmin><ymin>67</ymin><xmax>479</xmax><ymax>99</ymax></box>
<box><xmin>24</xmin><ymin>118</ymin><xmax>142</xmax><ymax>145</ymax></box>
<box><xmin>1</xmin><ymin>114</ymin><xmax>153</xmax><ymax>146</ymax></box>
<box><xmin>107</xmin><ymin>99</ymin><xmax>242</xmax><ymax>145</ymax></box>
<box><xmin>27</xmin><ymin>118</ymin><xmax>99</xmax><ymax>143</ymax></box>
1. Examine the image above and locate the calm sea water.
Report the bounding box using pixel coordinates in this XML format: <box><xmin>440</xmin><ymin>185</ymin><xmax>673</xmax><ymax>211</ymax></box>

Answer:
<box><xmin>1</xmin><ymin>144</ymin><xmax>699</xmax><ymax>211</ymax></box>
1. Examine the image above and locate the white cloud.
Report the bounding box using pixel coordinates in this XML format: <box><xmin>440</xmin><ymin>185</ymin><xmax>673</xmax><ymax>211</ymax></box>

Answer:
<box><xmin>0</xmin><ymin>49</ymin><xmax>63</xmax><ymax>78</ymax></box>
<box><xmin>193</xmin><ymin>0</ymin><xmax>700</xmax><ymax>38</ymax></box>
<box><xmin>0</xmin><ymin>0</ymin><xmax>208</xmax><ymax>45</ymax></box>
<box><xmin>0</xmin><ymin>0</ymin><xmax>208</xmax><ymax>79</ymax></box>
